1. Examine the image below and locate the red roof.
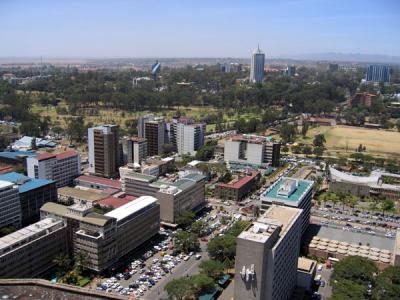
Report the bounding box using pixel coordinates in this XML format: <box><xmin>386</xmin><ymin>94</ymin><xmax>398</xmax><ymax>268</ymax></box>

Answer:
<box><xmin>217</xmin><ymin>171</ymin><xmax>260</xmax><ymax>190</ymax></box>
<box><xmin>35</xmin><ymin>152</ymin><xmax>56</xmax><ymax>161</ymax></box>
<box><xmin>76</xmin><ymin>175</ymin><xmax>121</xmax><ymax>189</ymax></box>
<box><xmin>0</xmin><ymin>165</ymin><xmax>13</xmax><ymax>174</ymax></box>
<box><xmin>96</xmin><ymin>195</ymin><xmax>137</xmax><ymax>208</ymax></box>
<box><xmin>55</xmin><ymin>150</ymin><xmax>79</xmax><ymax>160</ymax></box>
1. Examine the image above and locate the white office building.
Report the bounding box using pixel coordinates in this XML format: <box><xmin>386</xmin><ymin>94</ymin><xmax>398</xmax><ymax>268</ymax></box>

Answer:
<box><xmin>0</xmin><ymin>180</ymin><xmax>21</xmax><ymax>229</ymax></box>
<box><xmin>175</xmin><ymin>123</ymin><xmax>206</xmax><ymax>155</ymax></box>
<box><xmin>234</xmin><ymin>205</ymin><xmax>303</xmax><ymax>300</ymax></box>
<box><xmin>250</xmin><ymin>46</ymin><xmax>265</xmax><ymax>83</ymax></box>
<box><xmin>27</xmin><ymin>150</ymin><xmax>81</xmax><ymax>188</ymax></box>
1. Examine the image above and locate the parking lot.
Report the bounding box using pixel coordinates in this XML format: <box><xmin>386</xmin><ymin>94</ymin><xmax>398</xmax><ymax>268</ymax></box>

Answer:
<box><xmin>94</xmin><ymin>207</ymin><xmax>231</xmax><ymax>299</ymax></box>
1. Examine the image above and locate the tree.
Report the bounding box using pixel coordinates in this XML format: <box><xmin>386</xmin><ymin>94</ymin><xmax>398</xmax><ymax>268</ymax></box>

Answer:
<box><xmin>30</xmin><ymin>137</ymin><xmax>37</xmax><ymax>150</ymax></box>
<box><xmin>280</xmin><ymin>123</ymin><xmax>296</xmax><ymax>143</ymax></box>
<box><xmin>191</xmin><ymin>274</ymin><xmax>215</xmax><ymax>296</ymax></box>
<box><xmin>281</xmin><ymin>145</ymin><xmax>289</xmax><ymax>153</ymax></box>
<box><xmin>301</xmin><ymin>122</ymin><xmax>309</xmax><ymax>138</ymax></box>
<box><xmin>207</xmin><ymin>235</ymin><xmax>236</xmax><ymax>265</ymax></box>
<box><xmin>373</xmin><ymin>266</ymin><xmax>400</xmax><ymax>300</ymax></box>
<box><xmin>219</xmin><ymin>171</ymin><xmax>232</xmax><ymax>183</ymax></box>
<box><xmin>162</xmin><ymin>143</ymin><xmax>175</xmax><ymax>156</ymax></box>
<box><xmin>165</xmin><ymin>277</ymin><xmax>193</xmax><ymax>300</ymax></box>
<box><xmin>176</xmin><ymin>211</ymin><xmax>196</xmax><ymax>228</ymax></box>
<box><xmin>174</xmin><ymin>231</ymin><xmax>200</xmax><ymax>254</ymax></box>
<box><xmin>190</xmin><ymin>220</ymin><xmax>206</xmax><ymax>236</ymax></box>
<box><xmin>199</xmin><ymin>260</ymin><xmax>225</xmax><ymax>280</ymax></box>
<box><xmin>313</xmin><ymin>146</ymin><xmax>324</xmax><ymax>157</ymax></box>
<box><xmin>313</xmin><ymin>134</ymin><xmax>326</xmax><ymax>147</ymax></box>
<box><xmin>381</xmin><ymin>199</ymin><xmax>395</xmax><ymax>216</ymax></box>
<box><xmin>53</xmin><ymin>254</ymin><xmax>72</xmax><ymax>277</ymax></box>
<box><xmin>331</xmin><ymin>256</ymin><xmax>377</xmax><ymax>285</ymax></box>
<box><xmin>0</xmin><ymin>136</ymin><xmax>10</xmax><ymax>151</ymax></box>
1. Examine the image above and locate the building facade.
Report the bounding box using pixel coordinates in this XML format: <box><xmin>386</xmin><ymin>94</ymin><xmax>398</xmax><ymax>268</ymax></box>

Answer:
<box><xmin>144</xmin><ymin>118</ymin><xmax>166</xmax><ymax>156</ymax></box>
<box><xmin>124</xmin><ymin>137</ymin><xmax>147</xmax><ymax>165</ymax></box>
<box><xmin>0</xmin><ymin>218</ymin><xmax>68</xmax><ymax>278</ymax></box>
<box><xmin>27</xmin><ymin>150</ymin><xmax>81</xmax><ymax>188</ymax></box>
<box><xmin>261</xmin><ymin>177</ymin><xmax>314</xmax><ymax>236</ymax></box>
<box><xmin>88</xmin><ymin>125</ymin><xmax>120</xmax><ymax>178</ymax></box>
<box><xmin>170</xmin><ymin>118</ymin><xmax>206</xmax><ymax>155</ymax></box>
<box><xmin>234</xmin><ymin>205</ymin><xmax>303</xmax><ymax>300</ymax></box>
<box><xmin>0</xmin><ymin>180</ymin><xmax>21</xmax><ymax>229</ymax></box>
<box><xmin>366</xmin><ymin>65</ymin><xmax>391</xmax><ymax>83</ymax></box>
<box><xmin>0</xmin><ymin>172</ymin><xmax>57</xmax><ymax>226</ymax></box>
<box><xmin>215</xmin><ymin>170</ymin><xmax>260</xmax><ymax>202</ymax></box>
<box><xmin>250</xmin><ymin>46</ymin><xmax>265</xmax><ymax>83</ymax></box>
<box><xmin>224</xmin><ymin>135</ymin><xmax>280</xmax><ymax>167</ymax></box>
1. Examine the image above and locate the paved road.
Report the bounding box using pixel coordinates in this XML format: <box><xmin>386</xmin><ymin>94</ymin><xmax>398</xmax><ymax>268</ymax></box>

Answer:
<box><xmin>317</xmin><ymin>264</ymin><xmax>332</xmax><ymax>300</ymax></box>
<box><xmin>145</xmin><ymin>242</ymin><xmax>209</xmax><ymax>300</ymax></box>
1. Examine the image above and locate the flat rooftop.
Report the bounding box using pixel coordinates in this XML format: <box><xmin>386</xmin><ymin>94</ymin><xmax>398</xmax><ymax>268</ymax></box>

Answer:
<box><xmin>58</xmin><ymin>187</ymin><xmax>108</xmax><ymax>202</ymax></box>
<box><xmin>298</xmin><ymin>257</ymin><xmax>316</xmax><ymax>273</ymax></box>
<box><xmin>75</xmin><ymin>175</ymin><xmax>121</xmax><ymax>189</ymax></box>
<box><xmin>105</xmin><ymin>195</ymin><xmax>158</xmax><ymax>221</ymax></box>
<box><xmin>262</xmin><ymin>177</ymin><xmax>313</xmax><ymax>206</ymax></box>
<box><xmin>239</xmin><ymin>205</ymin><xmax>301</xmax><ymax>243</ymax></box>
<box><xmin>125</xmin><ymin>172</ymin><xmax>157</xmax><ymax>183</ymax></box>
<box><xmin>96</xmin><ymin>195</ymin><xmax>137</xmax><ymax>208</ymax></box>
<box><xmin>0</xmin><ymin>218</ymin><xmax>64</xmax><ymax>254</ymax></box>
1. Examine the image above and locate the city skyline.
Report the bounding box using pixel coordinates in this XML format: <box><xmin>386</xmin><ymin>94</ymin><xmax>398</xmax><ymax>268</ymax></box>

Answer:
<box><xmin>1</xmin><ymin>0</ymin><xmax>399</xmax><ymax>58</ymax></box>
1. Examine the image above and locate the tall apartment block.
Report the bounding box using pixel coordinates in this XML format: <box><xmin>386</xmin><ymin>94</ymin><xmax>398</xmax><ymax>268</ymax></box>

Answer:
<box><xmin>170</xmin><ymin>118</ymin><xmax>206</xmax><ymax>155</ymax></box>
<box><xmin>0</xmin><ymin>218</ymin><xmax>68</xmax><ymax>278</ymax></box>
<box><xmin>250</xmin><ymin>46</ymin><xmax>265</xmax><ymax>83</ymax></box>
<box><xmin>0</xmin><ymin>180</ymin><xmax>21</xmax><ymax>229</ymax></box>
<box><xmin>121</xmin><ymin>172</ymin><xmax>206</xmax><ymax>224</ymax></box>
<box><xmin>122</xmin><ymin>137</ymin><xmax>147</xmax><ymax>165</ymax></box>
<box><xmin>27</xmin><ymin>150</ymin><xmax>81</xmax><ymax>187</ymax></box>
<box><xmin>260</xmin><ymin>177</ymin><xmax>314</xmax><ymax>236</ymax></box>
<box><xmin>234</xmin><ymin>205</ymin><xmax>303</xmax><ymax>300</ymax></box>
<box><xmin>40</xmin><ymin>196</ymin><xmax>160</xmax><ymax>273</ymax></box>
<box><xmin>224</xmin><ymin>135</ymin><xmax>280</xmax><ymax>167</ymax></box>
<box><xmin>366</xmin><ymin>65</ymin><xmax>391</xmax><ymax>83</ymax></box>
<box><xmin>144</xmin><ymin>118</ymin><xmax>166</xmax><ymax>156</ymax></box>
<box><xmin>88</xmin><ymin>125</ymin><xmax>120</xmax><ymax>178</ymax></box>
<box><xmin>137</xmin><ymin>114</ymin><xmax>154</xmax><ymax>138</ymax></box>
<box><xmin>0</xmin><ymin>172</ymin><xmax>57</xmax><ymax>226</ymax></box>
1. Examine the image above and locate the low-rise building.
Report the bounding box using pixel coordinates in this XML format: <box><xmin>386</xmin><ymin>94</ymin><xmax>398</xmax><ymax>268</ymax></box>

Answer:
<box><xmin>0</xmin><ymin>218</ymin><xmax>68</xmax><ymax>278</ymax></box>
<box><xmin>27</xmin><ymin>150</ymin><xmax>81</xmax><ymax>188</ymax></box>
<box><xmin>40</xmin><ymin>196</ymin><xmax>160</xmax><ymax>273</ymax></box>
<box><xmin>0</xmin><ymin>172</ymin><xmax>57</xmax><ymax>226</ymax></box>
<box><xmin>73</xmin><ymin>175</ymin><xmax>121</xmax><ymax>192</ymax></box>
<box><xmin>57</xmin><ymin>186</ymin><xmax>109</xmax><ymax>206</ymax></box>
<box><xmin>297</xmin><ymin>257</ymin><xmax>317</xmax><ymax>291</ymax></box>
<box><xmin>214</xmin><ymin>170</ymin><xmax>261</xmax><ymax>202</ymax></box>
<box><xmin>121</xmin><ymin>172</ymin><xmax>206</xmax><ymax>224</ymax></box>
<box><xmin>261</xmin><ymin>177</ymin><xmax>314</xmax><ymax>236</ymax></box>
<box><xmin>234</xmin><ymin>205</ymin><xmax>303</xmax><ymax>300</ymax></box>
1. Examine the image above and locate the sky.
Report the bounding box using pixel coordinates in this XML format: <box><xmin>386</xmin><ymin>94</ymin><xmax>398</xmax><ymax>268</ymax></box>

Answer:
<box><xmin>0</xmin><ymin>0</ymin><xmax>399</xmax><ymax>58</ymax></box>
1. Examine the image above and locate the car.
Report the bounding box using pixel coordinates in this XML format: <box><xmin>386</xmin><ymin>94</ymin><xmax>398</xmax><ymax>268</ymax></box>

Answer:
<box><xmin>195</xmin><ymin>254</ymin><xmax>202</xmax><ymax>260</ymax></box>
<box><xmin>317</xmin><ymin>264</ymin><xmax>323</xmax><ymax>271</ymax></box>
<box><xmin>183</xmin><ymin>256</ymin><xmax>190</xmax><ymax>261</ymax></box>
<box><xmin>320</xmin><ymin>281</ymin><xmax>326</xmax><ymax>287</ymax></box>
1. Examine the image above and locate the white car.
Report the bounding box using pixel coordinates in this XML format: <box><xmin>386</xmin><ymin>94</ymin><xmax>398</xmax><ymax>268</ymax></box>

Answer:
<box><xmin>183</xmin><ymin>256</ymin><xmax>190</xmax><ymax>261</ymax></box>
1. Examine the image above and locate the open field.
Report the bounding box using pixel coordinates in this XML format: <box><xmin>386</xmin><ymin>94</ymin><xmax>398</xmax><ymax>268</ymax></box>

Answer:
<box><xmin>298</xmin><ymin>125</ymin><xmax>400</xmax><ymax>159</ymax></box>
<box><xmin>32</xmin><ymin>103</ymin><xmax>259</xmax><ymax>133</ymax></box>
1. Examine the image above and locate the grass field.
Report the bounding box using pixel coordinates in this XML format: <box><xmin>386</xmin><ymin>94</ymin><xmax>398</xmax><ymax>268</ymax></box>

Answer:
<box><xmin>298</xmin><ymin>125</ymin><xmax>400</xmax><ymax>159</ymax></box>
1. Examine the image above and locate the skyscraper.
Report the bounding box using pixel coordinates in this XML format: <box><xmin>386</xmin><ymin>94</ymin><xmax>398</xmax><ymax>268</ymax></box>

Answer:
<box><xmin>250</xmin><ymin>46</ymin><xmax>265</xmax><ymax>83</ymax></box>
<box><xmin>88</xmin><ymin>125</ymin><xmax>120</xmax><ymax>178</ymax></box>
<box><xmin>145</xmin><ymin>118</ymin><xmax>166</xmax><ymax>156</ymax></box>
<box><xmin>366</xmin><ymin>65</ymin><xmax>391</xmax><ymax>83</ymax></box>
<box><xmin>170</xmin><ymin>118</ymin><xmax>206</xmax><ymax>155</ymax></box>
<box><xmin>234</xmin><ymin>205</ymin><xmax>303</xmax><ymax>300</ymax></box>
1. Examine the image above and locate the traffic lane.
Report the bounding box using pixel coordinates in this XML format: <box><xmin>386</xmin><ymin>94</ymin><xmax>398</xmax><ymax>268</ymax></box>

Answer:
<box><xmin>146</xmin><ymin>243</ymin><xmax>209</xmax><ymax>299</ymax></box>
<box><xmin>317</xmin><ymin>265</ymin><xmax>332</xmax><ymax>299</ymax></box>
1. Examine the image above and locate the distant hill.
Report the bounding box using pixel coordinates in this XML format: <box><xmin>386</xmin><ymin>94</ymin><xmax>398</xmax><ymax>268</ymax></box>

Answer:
<box><xmin>281</xmin><ymin>52</ymin><xmax>400</xmax><ymax>64</ymax></box>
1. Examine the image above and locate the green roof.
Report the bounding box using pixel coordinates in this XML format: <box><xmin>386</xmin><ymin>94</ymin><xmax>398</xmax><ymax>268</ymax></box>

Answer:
<box><xmin>182</xmin><ymin>173</ymin><xmax>206</xmax><ymax>182</ymax></box>
<box><xmin>172</xmin><ymin>179</ymin><xmax>196</xmax><ymax>191</ymax></box>
<box><xmin>126</xmin><ymin>172</ymin><xmax>157</xmax><ymax>182</ymax></box>
<box><xmin>262</xmin><ymin>177</ymin><xmax>313</xmax><ymax>206</ymax></box>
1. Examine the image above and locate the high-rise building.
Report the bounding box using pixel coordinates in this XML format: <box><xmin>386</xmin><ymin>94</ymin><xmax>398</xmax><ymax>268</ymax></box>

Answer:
<box><xmin>0</xmin><ymin>180</ymin><xmax>21</xmax><ymax>229</ymax></box>
<box><xmin>260</xmin><ymin>177</ymin><xmax>314</xmax><ymax>236</ymax></box>
<box><xmin>137</xmin><ymin>115</ymin><xmax>154</xmax><ymax>138</ymax></box>
<box><xmin>285</xmin><ymin>65</ymin><xmax>296</xmax><ymax>76</ymax></box>
<box><xmin>123</xmin><ymin>137</ymin><xmax>147</xmax><ymax>165</ymax></box>
<box><xmin>88</xmin><ymin>125</ymin><xmax>120</xmax><ymax>178</ymax></box>
<box><xmin>170</xmin><ymin>119</ymin><xmax>206</xmax><ymax>155</ymax></box>
<box><xmin>366</xmin><ymin>65</ymin><xmax>391</xmax><ymax>83</ymax></box>
<box><xmin>234</xmin><ymin>205</ymin><xmax>303</xmax><ymax>300</ymax></box>
<box><xmin>26</xmin><ymin>150</ymin><xmax>81</xmax><ymax>188</ymax></box>
<box><xmin>224</xmin><ymin>135</ymin><xmax>280</xmax><ymax>167</ymax></box>
<box><xmin>250</xmin><ymin>46</ymin><xmax>265</xmax><ymax>83</ymax></box>
<box><xmin>145</xmin><ymin>118</ymin><xmax>166</xmax><ymax>156</ymax></box>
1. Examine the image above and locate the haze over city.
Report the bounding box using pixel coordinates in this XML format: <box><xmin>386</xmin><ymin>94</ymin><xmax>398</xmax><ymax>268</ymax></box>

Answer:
<box><xmin>1</xmin><ymin>0</ymin><xmax>400</xmax><ymax>59</ymax></box>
